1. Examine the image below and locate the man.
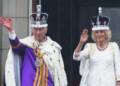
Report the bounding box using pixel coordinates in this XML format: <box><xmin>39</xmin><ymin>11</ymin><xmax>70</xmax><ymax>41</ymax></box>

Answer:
<box><xmin>0</xmin><ymin>4</ymin><xmax>67</xmax><ymax>86</ymax></box>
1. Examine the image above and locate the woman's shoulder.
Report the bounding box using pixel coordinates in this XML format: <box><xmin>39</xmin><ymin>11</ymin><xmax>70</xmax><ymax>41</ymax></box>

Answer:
<box><xmin>85</xmin><ymin>43</ymin><xmax>96</xmax><ymax>47</ymax></box>
<box><xmin>83</xmin><ymin>43</ymin><xmax>96</xmax><ymax>51</ymax></box>
<box><xmin>109</xmin><ymin>42</ymin><xmax>120</xmax><ymax>49</ymax></box>
<box><xmin>109</xmin><ymin>42</ymin><xmax>119</xmax><ymax>46</ymax></box>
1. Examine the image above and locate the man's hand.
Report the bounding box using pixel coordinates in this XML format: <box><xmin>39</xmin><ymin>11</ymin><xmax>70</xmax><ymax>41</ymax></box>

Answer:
<box><xmin>0</xmin><ymin>16</ymin><xmax>13</xmax><ymax>32</ymax></box>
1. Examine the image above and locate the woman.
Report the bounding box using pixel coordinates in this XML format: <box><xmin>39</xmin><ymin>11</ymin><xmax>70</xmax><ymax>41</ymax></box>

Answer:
<box><xmin>73</xmin><ymin>8</ymin><xmax>120</xmax><ymax>86</ymax></box>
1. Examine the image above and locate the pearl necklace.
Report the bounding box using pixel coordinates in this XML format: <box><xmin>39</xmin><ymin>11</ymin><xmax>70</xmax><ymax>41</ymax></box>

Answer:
<box><xmin>97</xmin><ymin>43</ymin><xmax>108</xmax><ymax>51</ymax></box>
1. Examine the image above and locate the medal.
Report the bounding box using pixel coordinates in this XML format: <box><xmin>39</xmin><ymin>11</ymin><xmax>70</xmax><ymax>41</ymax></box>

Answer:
<box><xmin>35</xmin><ymin>58</ymin><xmax>40</xmax><ymax>67</ymax></box>
<box><xmin>35</xmin><ymin>58</ymin><xmax>43</xmax><ymax>68</ymax></box>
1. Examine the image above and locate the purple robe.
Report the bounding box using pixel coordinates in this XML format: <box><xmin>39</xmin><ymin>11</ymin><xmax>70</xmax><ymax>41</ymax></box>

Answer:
<box><xmin>9</xmin><ymin>37</ymin><xmax>54</xmax><ymax>86</ymax></box>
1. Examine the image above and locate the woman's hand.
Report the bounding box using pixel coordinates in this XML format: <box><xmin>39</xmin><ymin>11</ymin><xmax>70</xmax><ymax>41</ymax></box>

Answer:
<box><xmin>0</xmin><ymin>16</ymin><xmax>13</xmax><ymax>32</ymax></box>
<box><xmin>80</xmin><ymin>29</ymin><xmax>88</xmax><ymax>43</ymax></box>
<box><xmin>74</xmin><ymin>29</ymin><xmax>89</xmax><ymax>53</ymax></box>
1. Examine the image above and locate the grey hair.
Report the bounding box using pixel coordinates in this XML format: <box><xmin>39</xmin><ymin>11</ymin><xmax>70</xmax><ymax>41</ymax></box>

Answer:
<box><xmin>91</xmin><ymin>30</ymin><xmax>112</xmax><ymax>42</ymax></box>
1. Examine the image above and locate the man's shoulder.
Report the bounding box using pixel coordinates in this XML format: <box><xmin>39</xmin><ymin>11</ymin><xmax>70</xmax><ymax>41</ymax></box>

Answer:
<box><xmin>52</xmin><ymin>41</ymin><xmax>62</xmax><ymax>50</ymax></box>
<box><xmin>47</xmin><ymin>36</ymin><xmax>62</xmax><ymax>50</ymax></box>
<box><xmin>20</xmin><ymin>36</ymin><xmax>33</xmax><ymax>41</ymax></box>
<box><xmin>20</xmin><ymin>36</ymin><xmax>34</xmax><ymax>47</ymax></box>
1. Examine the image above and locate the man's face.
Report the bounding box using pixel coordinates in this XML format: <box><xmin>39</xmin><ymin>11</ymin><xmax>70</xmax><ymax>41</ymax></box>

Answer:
<box><xmin>32</xmin><ymin>27</ymin><xmax>47</xmax><ymax>42</ymax></box>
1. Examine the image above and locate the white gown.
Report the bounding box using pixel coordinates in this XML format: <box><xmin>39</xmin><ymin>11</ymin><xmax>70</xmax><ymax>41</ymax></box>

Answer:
<box><xmin>73</xmin><ymin>42</ymin><xmax>120</xmax><ymax>86</ymax></box>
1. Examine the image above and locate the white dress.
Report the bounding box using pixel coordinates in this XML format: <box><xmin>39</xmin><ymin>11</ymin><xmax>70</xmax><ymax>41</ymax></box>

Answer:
<box><xmin>73</xmin><ymin>42</ymin><xmax>120</xmax><ymax>86</ymax></box>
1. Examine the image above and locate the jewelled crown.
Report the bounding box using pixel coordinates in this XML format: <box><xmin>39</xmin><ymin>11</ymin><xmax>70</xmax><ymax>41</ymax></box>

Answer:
<box><xmin>30</xmin><ymin>4</ymin><xmax>48</xmax><ymax>28</ymax></box>
<box><xmin>91</xmin><ymin>7</ymin><xmax>110</xmax><ymax>31</ymax></box>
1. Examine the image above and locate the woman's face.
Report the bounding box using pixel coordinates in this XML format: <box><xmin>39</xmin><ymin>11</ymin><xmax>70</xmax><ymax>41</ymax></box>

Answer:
<box><xmin>94</xmin><ymin>30</ymin><xmax>107</xmax><ymax>43</ymax></box>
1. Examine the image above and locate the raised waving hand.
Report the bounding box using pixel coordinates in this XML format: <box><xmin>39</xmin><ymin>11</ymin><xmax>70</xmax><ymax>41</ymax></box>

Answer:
<box><xmin>0</xmin><ymin>16</ymin><xmax>13</xmax><ymax>32</ymax></box>
<box><xmin>74</xmin><ymin>29</ymin><xmax>88</xmax><ymax>54</ymax></box>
